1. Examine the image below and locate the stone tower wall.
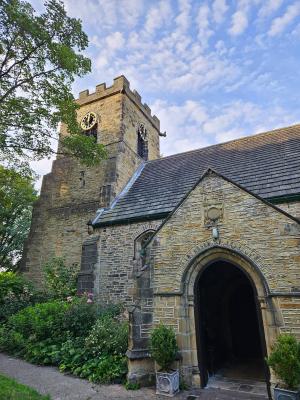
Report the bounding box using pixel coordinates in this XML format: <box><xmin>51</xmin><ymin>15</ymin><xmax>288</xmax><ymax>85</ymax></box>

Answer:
<box><xmin>21</xmin><ymin>76</ymin><xmax>160</xmax><ymax>286</ymax></box>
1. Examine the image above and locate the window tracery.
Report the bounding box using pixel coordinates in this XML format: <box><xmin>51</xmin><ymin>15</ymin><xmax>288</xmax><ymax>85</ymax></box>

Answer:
<box><xmin>137</xmin><ymin>123</ymin><xmax>148</xmax><ymax>160</ymax></box>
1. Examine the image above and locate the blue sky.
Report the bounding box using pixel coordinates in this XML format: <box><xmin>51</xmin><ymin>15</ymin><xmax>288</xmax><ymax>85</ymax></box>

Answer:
<box><xmin>31</xmin><ymin>0</ymin><xmax>300</xmax><ymax>186</ymax></box>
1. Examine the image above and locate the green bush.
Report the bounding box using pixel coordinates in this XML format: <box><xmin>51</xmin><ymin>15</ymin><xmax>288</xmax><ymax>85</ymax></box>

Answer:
<box><xmin>150</xmin><ymin>324</ymin><xmax>178</xmax><ymax>371</ymax></box>
<box><xmin>0</xmin><ymin>300</ymin><xmax>70</xmax><ymax>355</ymax></box>
<box><xmin>0</xmin><ymin>272</ymin><xmax>38</xmax><ymax>322</ymax></box>
<box><xmin>59</xmin><ymin>313</ymin><xmax>128</xmax><ymax>383</ymax></box>
<box><xmin>267</xmin><ymin>333</ymin><xmax>300</xmax><ymax>390</ymax></box>
<box><xmin>24</xmin><ymin>339</ymin><xmax>61</xmax><ymax>365</ymax></box>
<box><xmin>0</xmin><ymin>296</ymin><xmax>128</xmax><ymax>384</ymax></box>
<box><xmin>7</xmin><ymin>300</ymin><xmax>69</xmax><ymax>341</ymax></box>
<box><xmin>58</xmin><ymin>337</ymin><xmax>88</xmax><ymax>373</ymax></box>
<box><xmin>74</xmin><ymin>355</ymin><xmax>127</xmax><ymax>383</ymax></box>
<box><xmin>43</xmin><ymin>257</ymin><xmax>79</xmax><ymax>299</ymax></box>
<box><xmin>85</xmin><ymin>314</ymin><xmax>128</xmax><ymax>356</ymax></box>
<box><xmin>62</xmin><ymin>299</ymin><xmax>98</xmax><ymax>338</ymax></box>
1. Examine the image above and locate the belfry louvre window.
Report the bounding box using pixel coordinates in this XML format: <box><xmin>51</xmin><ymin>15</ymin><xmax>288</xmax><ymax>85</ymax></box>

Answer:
<box><xmin>137</xmin><ymin>123</ymin><xmax>148</xmax><ymax>160</ymax></box>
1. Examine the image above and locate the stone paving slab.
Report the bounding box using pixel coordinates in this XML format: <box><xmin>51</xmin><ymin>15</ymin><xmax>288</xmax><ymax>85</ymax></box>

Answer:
<box><xmin>0</xmin><ymin>353</ymin><xmax>269</xmax><ymax>400</ymax></box>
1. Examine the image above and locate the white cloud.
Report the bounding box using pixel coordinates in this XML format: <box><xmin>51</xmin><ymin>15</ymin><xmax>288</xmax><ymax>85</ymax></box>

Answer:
<box><xmin>145</xmin><ymin>1</ymin><xmax>172</xmax><ymax>34</ymax></box>
<box><xmin>228</xmin><ymin>10</ymin><xmax>248</xmax><ymax>36</ymax></box>
<box><xmin>106</xmin><ymin>32</ymin><xmax>125</xmax><ymax>51</ymax></box>
<box><xmin>258</xmin><ymin>0</ymin><xmax>283</xmax><ymax>19</ymax></box>
<box><xmin>196</xmin><ymin>3</ymin><xmax>213</xmax><ymax>47</ymax></box>
<box><xmin>175</xmin><ymin>0</ymin><xmax>192</xmax><ymax>33</ymax></box>
<box><xmin>212</xmin><ymin>0</ymin><xmax>228</xmax><ymax>23</ymax></box>
<box><xmin>268</xmin><ymin>3</ymin><xmax>300</xmax><ymax>36</ymax></box>
<box><xmin>152</xmin><ymin>98</ymin><xmax>298</xmax><ymax>155</ymax></box>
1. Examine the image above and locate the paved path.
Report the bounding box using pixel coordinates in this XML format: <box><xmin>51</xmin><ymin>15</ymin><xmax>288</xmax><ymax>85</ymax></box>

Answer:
<box><xmin>0</xmin><ymin>353</ymin><xmax>269</xmax><ymax>399</ymax></box>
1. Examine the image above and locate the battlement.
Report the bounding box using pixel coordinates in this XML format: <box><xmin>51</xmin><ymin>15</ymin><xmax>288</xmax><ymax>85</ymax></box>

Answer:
<box><xmin>77</xmin><ymin>75</ymin><xmax>160</xmax><ymax>130</ymax></box>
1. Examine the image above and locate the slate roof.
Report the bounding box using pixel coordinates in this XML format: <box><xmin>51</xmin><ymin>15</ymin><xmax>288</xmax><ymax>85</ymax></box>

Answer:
<box><xmin>93</xmin><ymin>124</ymin><xmax>300</xmax><ymax>227</ymax></box>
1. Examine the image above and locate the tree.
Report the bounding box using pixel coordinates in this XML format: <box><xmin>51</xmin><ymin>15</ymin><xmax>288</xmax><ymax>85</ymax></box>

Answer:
<box><xmin>0</xmin><ymin>165</ymin><xmax>37</xmax><ymax>269</ymax></box>
<box><xmin>0</xmin><ymin>0</ymin><xmax>106</xmax><ymax>171</ymax></box>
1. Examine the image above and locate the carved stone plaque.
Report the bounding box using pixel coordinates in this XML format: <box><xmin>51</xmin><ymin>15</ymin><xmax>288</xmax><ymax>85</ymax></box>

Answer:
<box><xmin>204</xmin><ymin>203</ymin><xmax>224</xmax><ymax>225</ymax></box>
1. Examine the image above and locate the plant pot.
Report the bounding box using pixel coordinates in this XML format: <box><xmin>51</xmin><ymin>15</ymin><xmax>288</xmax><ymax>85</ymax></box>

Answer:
<box><xmin>156</xmin><ymin>369</ymin><xmax>179</xmax><ymax>397</ymax></box>
<box><xmin>274</xmin><ymin>387</ymin><xmax>300</xmax><ymax>400</ymax></box>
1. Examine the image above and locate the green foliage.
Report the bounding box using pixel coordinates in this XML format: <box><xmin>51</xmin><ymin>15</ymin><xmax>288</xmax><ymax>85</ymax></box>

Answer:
<box><xmin>62</xmin><ymin>134</ymin><xmax>107</xmax><ymax>167</ymax></box>
<box><xmin>77</xmin><ymin>355</ymin><xmax>127</xmax><ymax>384</ymax></box>
<box><xmin>0</xmin><ymin>300</ymin><xmax>70</xmax><ymax>355</ymax></box>
<box><xmin>61</xmin><ymin>353</ymin><xmax>127</xmax><ymax>384</ymax></box>
<box><xmin>0</xmin><ymin>271</ymin><xmax>34</xmax><ymax>302</ymax></box>
<box><xmin>0</xmin><ymin>373</ymin><xmax>51</xmax><ymax>400</ymax></box>
<box><xmin>85</xmin><ymin>315</ymin><xmax>128</xmax><ymax>356</ymax></box>
<box><xmin>179</xmin><ymin>378</ymin><xmax>189</xmax><ymax>391</ymax></box>
<box><xmin>0</xmin><ymin>271</ymin><xmax>48</xmax><ymax>322</ymax></box>
<box><xmin>150</xmin><ymin>324</ymin><xmax>178</xmax><ymax>371</ymax></box>
<box><xmin>62</xmin><ymin>299</ymin><xmax>122</xmax><ymax>338</ymax></box>
<box><xmin>62</xmin><ymin>299</ymin><xmax>98</xmax><ymax>337</ymax></box>
<box><xmin>125</xmin><ymin>381</ymin><xmax>140</xmax><ymax>390</ymax></box>
<box><xmin>0</xmin><ymin>0</ymin><xmax>106</xmax><ymax>169</ymax></box>
<box><xmin>58</xmin><ymin>337</ymin><xmax>88</xmax><ymax>373</ymax></box>
<box><xmin>0</xmin><ymin>166</ymin><xmax>37</xmax><ymax>269</ymax></box>
<box><xmin>267</xmin><ymin>334</ymin><xmax>300</xmax><ymax>390</ymax></box>
<box><xmin>24</xmin><ymin>339</ymin><xmax>61</xmax><ymax>365</ymax></box>
<box><xmin>43</xmin><ymin>257</ymin><xmax>79</xmax><ymax>299</ymax></box>
<box><xmin>58</xmin><ymin>312</ymin><xmax>128</xmax><ymax>383</ymax></box>
<box><xmin>0</xmin><ymin>299</ymin><xmax>128</xmax><ymax>384</ymax></box>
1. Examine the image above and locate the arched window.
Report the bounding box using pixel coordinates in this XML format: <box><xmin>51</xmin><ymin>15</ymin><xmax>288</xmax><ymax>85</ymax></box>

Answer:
<box><xmin>137</xmin><ymin>123</ymin><xmax>148</xmax><ymax>160</ymax></box>
<box><xmin>134</xmin><ymin>230</ymin><xmax>154</xmax><ymax>261</ymax></box>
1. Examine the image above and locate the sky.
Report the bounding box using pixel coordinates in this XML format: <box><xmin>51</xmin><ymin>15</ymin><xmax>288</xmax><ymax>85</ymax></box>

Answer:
<box><xmin>30</xmin><ymin>0</ymin><xmax>300</xmax><ymax>188</ymax></box>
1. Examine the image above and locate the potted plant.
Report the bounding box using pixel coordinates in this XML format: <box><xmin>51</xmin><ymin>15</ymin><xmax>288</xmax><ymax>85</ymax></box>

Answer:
<box><xmin>150</xmin><ymin>324</ymin><xmax>179</xmax><ymax>397</ymax></box>
<box><xmin>267</xmin><ymin>333</ymin><xmax>300</xmax><ymax>400</ymax></box>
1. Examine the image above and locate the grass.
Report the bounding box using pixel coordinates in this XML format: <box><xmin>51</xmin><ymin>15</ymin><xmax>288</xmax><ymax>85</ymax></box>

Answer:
<box><xmin>0</xmin><ymin>374</ymin><xmax>51</xmax><ymax>400</ymax></box>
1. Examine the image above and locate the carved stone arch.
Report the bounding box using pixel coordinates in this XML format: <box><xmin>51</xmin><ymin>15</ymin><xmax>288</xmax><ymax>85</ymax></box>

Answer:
<box><xmin>181</xmin><ymin>244</ymin><xmax>271</xmax><ymax>298</ymax></box>
<box><xmin>177</xmin><ymin>244</ymin><xmax>279</xmax><ymax>394</ymax></box>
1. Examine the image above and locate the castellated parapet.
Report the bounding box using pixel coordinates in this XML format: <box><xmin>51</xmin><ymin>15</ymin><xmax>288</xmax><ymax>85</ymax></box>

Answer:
<box><xmin>77</xmin><ymin>75</ymin><xmax>160</xmax><ymax>131</ymax></box>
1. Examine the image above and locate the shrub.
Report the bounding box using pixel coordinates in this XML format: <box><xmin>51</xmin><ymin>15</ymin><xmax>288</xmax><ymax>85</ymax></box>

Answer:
<box><xmin>43</xmin><ymin>257</ymin><xmax>79</xmax><ymax>299</ymax></box>
<box><xmin>0</xmin><ymin>296</ymin><xmax>129</xmax><ymax>385</ymax></box>
<box><xmin>150</xmin><ymin>324</ymin><xmax>178</xmax><ymax>371</ymax></box>
<box><xmin>0</xmin><ymin>300</ymin><xmax>70</xmax><ymax>355</ymax></box>
<box><xmin>62</xmin><ymin>299</ymin><xmax>98</xmax><ymax>338</ymax></box>
<box><xmin>59</xmin><ymin>337</ymin><xmax>88</xmax><ymax>373</ymax></box>
<box><xmin>59</xmin><ymin>312</ymin><xmax>128</xmax><ymax>383</ymax></box>
<box><xmin>66</xmin><ymin>354</ymin><xmax>127</xmax><ymax>383</ymax></box>
<box><xmin>25</xmin><ymin>339</ymin><xmax>61</xmax><ymax>365</ymax></box>
<box><xmin>267</xmin><ymin>333</ymin><xmax>300</xmax><ymax>390</ymax></box>
<box><xmin>85</xmin><ymin>314</ymin><xmax>128</xmax><ymax>356</ymax></box>
<box><xmin>7</xmin><ymin>300</ymin><xmax>69</xmax><ymax>341</ymax></box>
<box><xmin>0</xmin><ymin>272</ymin><xmax>36</xmax><ymax>322</ymax></box>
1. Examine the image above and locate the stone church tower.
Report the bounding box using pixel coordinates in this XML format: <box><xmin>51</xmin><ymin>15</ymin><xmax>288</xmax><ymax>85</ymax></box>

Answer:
<box><xmin>21</xmin><ymin>76</ymin><xmax>161</xmax><ymax>285</ymax></box>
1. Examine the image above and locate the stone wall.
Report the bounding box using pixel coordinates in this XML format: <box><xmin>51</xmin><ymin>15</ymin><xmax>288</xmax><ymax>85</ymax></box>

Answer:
<box><xmin>151</xmin><ymin>173</ymin><xmax>299</xmax><ymax>295</ymax></box>
<box><xmin>136</xmin><ymin>171</ymin><xmax>300</xmax><ymax>386</ymax></box>
<box><xmin>93</xmin><ymin>220</ymin><xmax>161</xmax><ymax>304</ymax></box>
<box><xmin>21</xmin><ymin>75</ymin><xmax>160</xmax><ymax>286</ymax></box>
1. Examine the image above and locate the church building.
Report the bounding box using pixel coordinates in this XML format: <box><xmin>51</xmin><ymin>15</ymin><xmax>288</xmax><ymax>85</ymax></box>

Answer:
<box><xmin>21</xmin><ymin>76</ymin><xmax>300</xmax><ymax>396</ymax></box>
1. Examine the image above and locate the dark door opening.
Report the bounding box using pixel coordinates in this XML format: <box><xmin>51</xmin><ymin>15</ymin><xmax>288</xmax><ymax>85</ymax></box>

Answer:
<box><xmin>195</xmin><ymin>260</ymin><xmax>266</xmax><ymax>386</ymax></box>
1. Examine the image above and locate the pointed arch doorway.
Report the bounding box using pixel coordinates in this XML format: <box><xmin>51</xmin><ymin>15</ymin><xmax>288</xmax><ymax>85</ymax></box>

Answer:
<box><xmin>194</xmin><ymin>259</ymin><xmax>269</xmax><ymax>390</ymax></box>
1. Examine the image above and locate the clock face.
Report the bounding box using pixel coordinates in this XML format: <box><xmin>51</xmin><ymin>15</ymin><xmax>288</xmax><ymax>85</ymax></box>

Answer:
<box><xmin>80</xmin><ymin>112</ymin><xmax>98</xmax><ymax>131</ymax></box>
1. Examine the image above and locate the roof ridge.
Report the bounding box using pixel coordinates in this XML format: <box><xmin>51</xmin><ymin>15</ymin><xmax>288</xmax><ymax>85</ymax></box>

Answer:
<box><xmin>147</xmin><ymin>122</ymin><xmax>300</xmax><ymax>164</ymax></box>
